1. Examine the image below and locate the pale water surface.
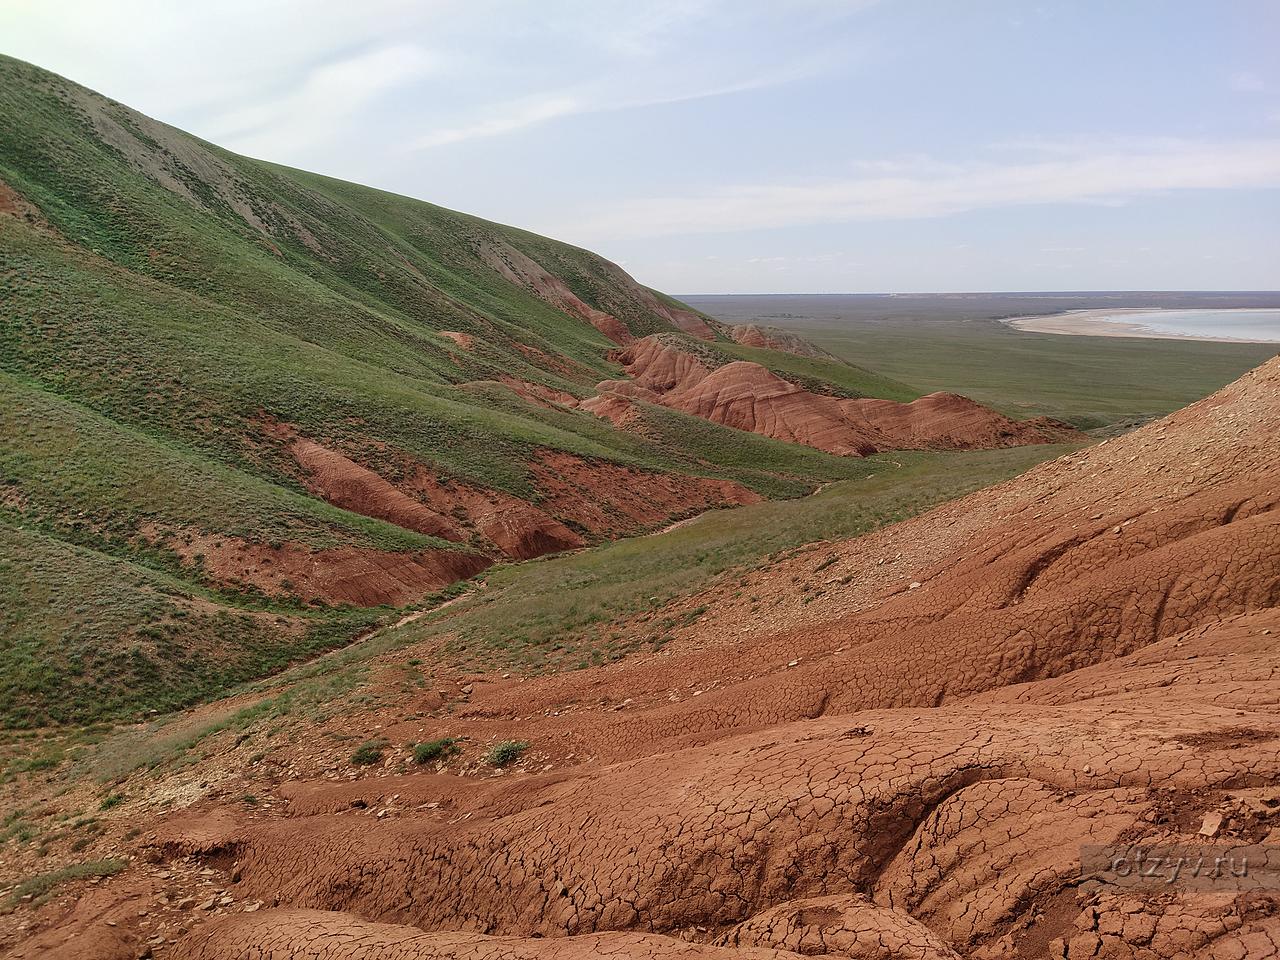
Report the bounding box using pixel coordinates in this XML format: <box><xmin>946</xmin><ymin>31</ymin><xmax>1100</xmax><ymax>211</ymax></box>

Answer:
<box><xmin>1101</xmin><ymin>309</ymin><xmax>1280</xmax><ymax>342</ymax></box>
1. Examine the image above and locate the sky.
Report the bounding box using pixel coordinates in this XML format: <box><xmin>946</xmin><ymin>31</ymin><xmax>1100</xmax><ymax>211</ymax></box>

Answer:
<box><xmin>3</xmin><ymin>0</ymin><xmax>1279</xmax><ymax>293</ymax></box>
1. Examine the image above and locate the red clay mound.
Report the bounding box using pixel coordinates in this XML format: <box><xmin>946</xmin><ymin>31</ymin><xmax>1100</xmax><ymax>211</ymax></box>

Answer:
<box><xmin>529</xmin><ymin>449</ymin><xmax>762</xmax><ymax>537</ymax></box>
<box><xmin>641</xmin><ymin>297</ymin><xmax>718</xmax><ymax>341</ymax></box>
<box><xmin>619</xmin><ymin>357</ymin><xmax>884</xmax><ymax>456</ymax></box>
<box><xmin>270</xmin><ymin>430</ymin><xmax>583</xmax><ymax>562</ymax></box>
<box><xmin>158</xmin><ymin>612</ymin><xmax>1280</xmax><ymax>956</ymax></box>
<box><xmin>728</xmin><ymin>323</ymin><xmax>838</xmax><ymax>360</ymax></box>
<box><xmin>397</xmin><ymin>466</ymin><xmax>584</xmax><ymax>561</ymax></box>
<box><xmin>265</xmin><ymin>426</ymin><xmax>756</xmax><ymax>565</ymax></box>
<box><xmin>578</xmin><ymin>392</ymin><xmax>640</xmax><ymax>430</ymax></box>
<box><xmin>290</xmin><ymin>438</ymin><xmax>466</xmax><ymax>542</ymax></box>
<box><xmin>844</xmin><ymin>392</ymin><xmax>1081</xmax><ymax>449</ymax></box>
<box><xmin>475</xmin><ymin>504</ymin><xmax>582</xmax><ymax>561</ymax></box>
<box><xmin>593</xmin><ymin>336</ymin><xmax>1077</xmax><ymax>456</ymax></box>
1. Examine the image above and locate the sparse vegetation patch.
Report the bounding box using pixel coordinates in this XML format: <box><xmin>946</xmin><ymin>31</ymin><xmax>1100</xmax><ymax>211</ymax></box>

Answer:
<box><xmin>486</xmin><ymin>740</ymin><xmax>529</xmax><ymax>767</ymax></box>
<box><xmin>412</xmin><ymin>737</ymin><xmax>461</xmax><ymax>764</ymax></box>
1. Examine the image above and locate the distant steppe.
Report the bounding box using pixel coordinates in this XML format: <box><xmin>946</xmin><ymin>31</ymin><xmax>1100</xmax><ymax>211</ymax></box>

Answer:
<box><xmin>685</xmin><ymin>292</ymin><xmax>1280</xmax><ymax>429</ymax></box>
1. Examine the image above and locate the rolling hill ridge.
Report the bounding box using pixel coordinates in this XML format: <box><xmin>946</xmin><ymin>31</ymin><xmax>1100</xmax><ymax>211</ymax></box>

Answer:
<box><xmin>0</xmin><ymin>55</ymin><xmax>1074</xmax><ymax>725</ymax></box>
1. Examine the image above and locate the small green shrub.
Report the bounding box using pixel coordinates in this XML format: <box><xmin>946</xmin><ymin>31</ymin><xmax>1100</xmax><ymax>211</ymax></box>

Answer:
<box><xmin>411</xmin><ymin>738</ymin><xmax>459</xmax><ymax>764</ymax></box>
<box><xmin>350</xmin><ymin>740</ymin><xmax>386</xmax><ymax>766</ymax></box>
<box><xmin>485</xmin><ymin>740</ymin><xmax>529</xmax><ymax>767</ymax></box>
<box><xmin>98</xmin><ymin>794</ymin><xmax>125</xmax><ymax>810</ymax></box>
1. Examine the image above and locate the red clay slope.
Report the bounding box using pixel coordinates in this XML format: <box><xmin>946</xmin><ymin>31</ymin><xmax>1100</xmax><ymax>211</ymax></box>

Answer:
<box><xmin>163</xmin><ymin>614</ymin><xmax>1280</xmax><ymax>960</ymax></box>
<box><xmin>592</xmin><ymin>335</ymin><xmax>1079</xmax><ymax>456</ymax></box>
<box><xmin>194</xmin><ymin>419</ymin><xmax>761</xmax><ymax>605</ymax></box>
<box><xmin>14</xmin><ymin>358</ymin><xmax>1280</xmax><ymax>960</ymax></box>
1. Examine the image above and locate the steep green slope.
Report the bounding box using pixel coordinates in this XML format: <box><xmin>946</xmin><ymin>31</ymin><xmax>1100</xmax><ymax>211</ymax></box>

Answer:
<box><xmin>2</xmin><ymin>55</ymin><xmax>934</xmax><ymax>725</ymax></box>
<box><xmin>0</xmin><ymin>55</ymin><xmax>889</xmax><ymax>491</ymax></box>
<box><xmin>0</xmin><ymin>56</ymin><xmax>1093</xmax><ymax>730</ymax></box>
<box><xmin>0</xmin><ymin>520</ymin><xmax>380</xmax><ymax>727</ymax></box>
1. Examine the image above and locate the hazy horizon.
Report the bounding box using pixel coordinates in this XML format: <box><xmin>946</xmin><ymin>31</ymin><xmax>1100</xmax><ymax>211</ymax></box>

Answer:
<box><xmin>4</xmin><ymin>1</ymin><xmax>1278</xmax><ymax>294</ymax></box>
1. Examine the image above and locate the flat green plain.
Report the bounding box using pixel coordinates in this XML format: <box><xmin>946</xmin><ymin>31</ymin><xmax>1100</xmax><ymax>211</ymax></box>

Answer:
<box><xmin>685</xmin><ymin>294</ymin><xmax>1280</xmax><ymax>429</ymax></box>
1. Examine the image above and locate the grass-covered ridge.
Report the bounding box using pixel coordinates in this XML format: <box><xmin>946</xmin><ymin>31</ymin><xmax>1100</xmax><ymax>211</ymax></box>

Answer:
<box><xmin>1</xmin><ymin>55</ymin><xmax>936</xmax><ymax>727</ymax></box>
<box><xmin>0</xmin><ymin>54</ymin><xmax>896</xmax><ymax>498</ymax></box>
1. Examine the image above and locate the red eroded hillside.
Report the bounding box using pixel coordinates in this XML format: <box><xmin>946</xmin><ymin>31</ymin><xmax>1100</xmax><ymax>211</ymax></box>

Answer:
<box><xmin>590</xmin><ymin>335</ymin><xmax>1080</xmax><ymax>456</ymax></box>
<box><xmin>16</xmin><ymin>359</ymin><xmax>1279</xmax><ymax>960</ymax></box>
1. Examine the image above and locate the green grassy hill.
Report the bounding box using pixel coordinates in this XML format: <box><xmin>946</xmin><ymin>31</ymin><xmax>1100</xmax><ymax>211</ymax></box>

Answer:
<box><xmin>1</xmin><ymin>55</ymin><xmax>932</xmax><ymax>726</ymax></box>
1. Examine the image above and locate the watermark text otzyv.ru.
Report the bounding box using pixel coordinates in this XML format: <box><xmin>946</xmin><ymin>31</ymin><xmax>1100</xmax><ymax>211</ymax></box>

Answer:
<box><xmin>1080</xmin><ymin>844</ymin><xmax>1280</xmax><ymax>891</ymax></box>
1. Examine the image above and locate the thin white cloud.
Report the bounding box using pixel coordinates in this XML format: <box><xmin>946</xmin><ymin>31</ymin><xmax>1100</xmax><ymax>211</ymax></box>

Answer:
<box><xmin>1230</xmin><ymin>71</ymin><xmax>1266</xmax><ymax>93</ymax></box>
<box><xmin>557</xmin><ymin>139</ymin><xmax>1280</xmax><ymax>238</ymax></box>
<box><xmin>410</xmin><ymin>95</ymin><xmax>582</xmax><ymax>149</ymax></box>
<box><xmin>3</xmin><ymin>0</ymin><xmax>857</xmax><ymax>162</ymax></box>
<box><xmin>209</xmin><ymin>44</ymin><xmax>437</xmax><ymax>157</ymax></box>
<box><xmin>406</xmin><ymin>56</ymin><xmax>829</xmax><ymax>151</ymax></box>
